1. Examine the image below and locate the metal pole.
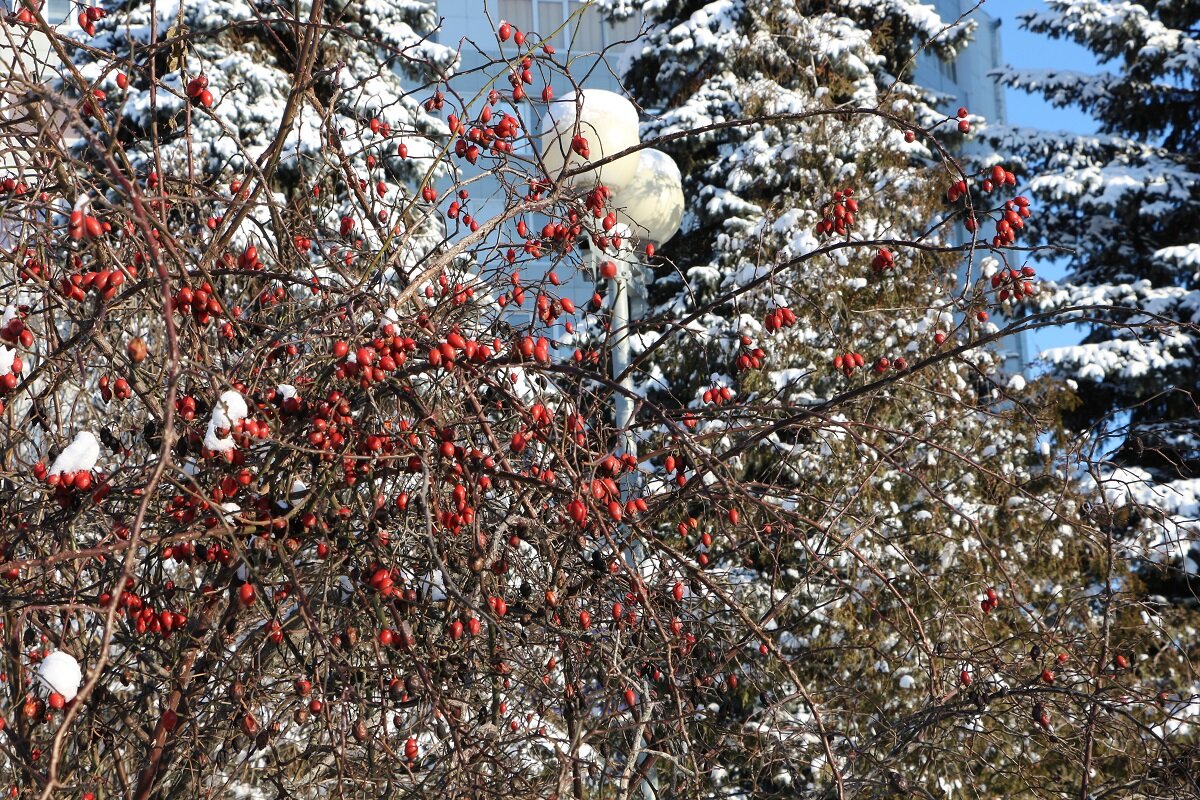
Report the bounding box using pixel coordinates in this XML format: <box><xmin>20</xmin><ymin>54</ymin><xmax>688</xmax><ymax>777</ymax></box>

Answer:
<box><xmin>596</xmin><ymin>236</ymin><xmax>658</xmax><ymax>800</ymax></box>
<box><xmin>607</xmin><ymin>247</ymin><xmax>637</xmax><ymax>465</ymax></box>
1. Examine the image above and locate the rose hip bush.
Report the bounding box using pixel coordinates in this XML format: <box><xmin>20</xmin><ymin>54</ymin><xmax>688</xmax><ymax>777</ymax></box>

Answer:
<box><xmin>0</xmin><ymin>1</ymin><xmax>1196</xmax><ymax>798</ymax></box>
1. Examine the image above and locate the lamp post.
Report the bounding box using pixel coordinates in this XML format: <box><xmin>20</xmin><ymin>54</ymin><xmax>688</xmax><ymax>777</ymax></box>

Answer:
<box><xmin>601</xmin><ymin>148</ymin><xmax>685</xmax><ymax>465</ymax></box>
<box><xmin>540</xmin><ymin>92</ymin><xmax>685</xmax><ymax>461</ymax></box>
<box><xmin>542</xmin><ymin>94</ymin><xmax>685</xmax><ymax>800</ymax></box>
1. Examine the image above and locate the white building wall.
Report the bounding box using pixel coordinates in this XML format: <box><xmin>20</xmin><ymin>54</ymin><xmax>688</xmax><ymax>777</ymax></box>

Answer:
<box><xmin>913</xmin><ymin>1</ymin><xmax>1028</xmax><ymax>369</ymax></box>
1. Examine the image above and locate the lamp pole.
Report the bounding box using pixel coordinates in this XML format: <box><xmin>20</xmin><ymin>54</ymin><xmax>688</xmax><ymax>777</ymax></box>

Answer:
<box><xmin>601</xmin><ymin>231</ymin><xmax>639</xmax><ymax>468</ymax></box>
<box><xmin>540</xmin><ymin>97</ymin><xmax>681</xmax><ymax>800</ymax></box>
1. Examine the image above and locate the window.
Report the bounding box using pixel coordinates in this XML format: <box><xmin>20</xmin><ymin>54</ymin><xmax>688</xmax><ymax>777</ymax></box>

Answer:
<box><xmin>2</xmin><ymin>0</ymin><xmax>70</xmax><ymax>18</ymax></box>
<box><xmin>496</xmin><ymin>0</ymin><xmax>643</xmax><ymax>54</ymax></box>
<box><xmin>498</xmin><ymin>0</ymin><xmax>534</xmax><ymax>36</ymax></box>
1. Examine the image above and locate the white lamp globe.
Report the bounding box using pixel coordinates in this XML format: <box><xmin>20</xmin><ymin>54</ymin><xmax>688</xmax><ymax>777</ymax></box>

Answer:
<box><xmin>539</xmin><ymin>89</ymin><xmax>640</xmax><ymax>193</ymax></box>
<box><xmin>615</xmin><ymin>148</ymin><xmax>685</xmax><ymax>247</ymax></box>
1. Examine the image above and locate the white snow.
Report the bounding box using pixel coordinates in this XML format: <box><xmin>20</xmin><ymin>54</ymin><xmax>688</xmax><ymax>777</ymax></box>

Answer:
<box><xmin>204</xmin><ymin>390</ymin><xmax>249</xmax><ymax>452</ymax></box>
<box><xmin>37</xmin><ymin>651</ymin><xmax>83</xmax><ymax>701</ymax></box>
<box><xmin>49</xmin><ymin>432</ymin><xmax>100</xmax><ymax>476</ymax></box>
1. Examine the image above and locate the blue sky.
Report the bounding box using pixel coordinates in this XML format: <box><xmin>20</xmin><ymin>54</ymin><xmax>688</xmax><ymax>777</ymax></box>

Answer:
<box><xmin>990</xmin><ymin>1</ymin><xmax>1099</xmax><ymax>135</ymax></box>
<box><xmin>985</xmin><ymin>0</ymin><xmax>1100</xmax><ymax>361</ymax></box>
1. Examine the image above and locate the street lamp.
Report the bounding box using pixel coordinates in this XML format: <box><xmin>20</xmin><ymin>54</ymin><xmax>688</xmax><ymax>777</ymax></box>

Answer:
<box><xmin>541</xmin><ymin>92</ymin><xmax>683</xmax><ymax>461</ymax></box>
<box><xmin>615</xmin><ymin>148</ymin><xmax>685</xmax><ymax>249</ymax></box>
<box><xmin>602</xmin><ymin>148</ymin><xmax>684</xmax><ymax>462</ymax></box>
<box><xmin>541</xmin><ymin>101</ymin><xmax>685</xmax><ymax>800</ymax></box>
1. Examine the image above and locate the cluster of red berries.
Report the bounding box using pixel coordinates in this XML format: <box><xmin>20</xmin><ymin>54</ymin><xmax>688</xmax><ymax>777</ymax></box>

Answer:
<box><xmin>945</xmin><ymin>179</ymin><xmax>970</xmax><ymax>204</ymax></box>
<box><xmin>814</xmin><ymin>188</ymin><xmax>857</xmax><ymax>237</ymax></box>
<box><xmin>871</xmin><ymin>356</ymin><xmax>907</xmax><ymax>373</ymax></box>
<box><xmin>365</xmin><ymin>116</ymin><xmax>393</xmax><ymax>139</ymax></box>
<box><xmin>981</xmin><ymin>164</ymin><xmax>1017</xmax><ymax>194</ymax></box>
<box><xmin>76</xmin><ymin>4</ymin><xmax>105</xmax><ymax>36</ymax></box>
<box><xmin>447</xmin><ymin>613</ymin><xmax>484</xmax><ymax>641</ymax></box>
<box><xmin>171</xmin><ymin>282</ymin><xmax>226</xmax><ymax>326</ymax></box>
<box><xmin>947</xmin><ymin>163</ymin><xmax>1034</xmax><ymax>249</ymax></box>
<box><xmin>175</xmin><ymin>394</ymin><xmax>199</xmax><ymax>421</ymax></box>
<box><xmin>0</xmin><ymin>176</ymin><xmax>28</xmax><ymax>195</ymax></box>
<box><xmin>297</xmin><ymin>389</ymin><xmax>355</xmax><ymax>453</ymax></box>
<box><xmin>507</xmin><ymin>55</ymin><xmax>536</xmax><ymax>101</ymax></box>
<box><xmin>832</xmin><ymin>351</ymin><xmax>865</xmax><ymax>376</ymax></box>
<box><xmin>663</xmin><ymin>455</ymin><xmax>692</xmax><ymax>490</ymax></box>
<box><xmin>0</xmin><ymin>353</ymin><xmax>22</xmax><ymax>396</ymax></box>
<box><xmin>762</xmin><ymin>305</ymin><xmax>797</xmax><ymax>333</ymax></box>
<box><xmin>988</xmin><ymin>196</ymin><xmax>1032</xmax><ymax>247</ymax></box>
<box><xmin>497</xmin><ymin>19</ymin><xmax>534</xmax><ymax>48</ymax></box>
<box><xmin>99</xmin><ymin>586</ymin><xmax>188</xmax><ymax>639</ymax></box>
<box><xmin>871</xmin><ymin>248</ymin><xmax>895</xmax><ymax>271</ymax></box>
<box><xmin>29</xmin><ymin>450</ymin><xmax>100</xmax><ymax>493</ymax></box>
<box><xmin>955</xmin><ymin>106</ymin><xmax>971</xmax><ymax>134</ymax></box>
<box><xmin>735</xmin><ymin>335</ymin><xmax>766</xmax><ymax>372</ymax></box>
<box><xmin>81</xmin><ymin>88</ymin><xmax>107</xmax><ymax>118</ymax></box>
<box><xmin>11</xmin><ymin>0</ymin><xmax>43</xmax><ymax>25</ymax></box>
<box><xmin>98</xmin><ymin>375</ymin><xmax>131</xmax><ymax>402</ymax></box>
<box><xmin>449</xmin><ymin>101</ymin><xmax>521</xmax><ymax>164</ymax></box>
<box><xmin>200</xmin><ymin>415</ymin><xmax>270</xmax><ymax>460</ymax></box>
<box><xmin>991</xmin><ymin>265</ymin><xmax>1038</xmax><ymax>303</ymax></box>
<box><xmin>330</xmin><ymin>332</ymin><xmax>418</xmax><ymax>378</ymax></box>
<box><xmin>67</xmin><ymin>209</ymin><xmax>108</xmax><ymax>242</ymax></box>
<box><xmin>237</xmin><ymin>244</ymin><xmax>263</xmax><ymax>271</ymax></box>
<box><xmin>980</xmin><ymin>586</ymin><xmax>1000</xmax><ymax>614</ymax></box>
<box><xmin>582</xmin><ymin>184</ymin><xmax>613</xmax><ymax>219</ymax></box>
<box><xmin>57</xmin><ymin>267</ymin><xmax>126</xmax><ymax>302</ymax></box>
<box><xmin>0</xmin><ymin>311</ymin><xmax>32</xmax><ymax>350</ymax></box>
<box><xmin>185</xmin><ymin>74</ymin><xmax>215</xmax><ymax>109</ymax></box>
<box><xmin>510</xmin><ymin>334</ymin><xmax>548</xmax><ymax>365</ymax></box>
<box><xmin>702</xmin><ymin>385</ymin><xmax>733</xmax><ymax>406</ymax></box>
<box><xmin>535</xmin><ymin>289</ymin><xmax>576</xmax><ymax>328</ymax></box>
<box><xmin>365</xmin><ymin>565</ymin><xmax>404</xmax><ymax>598</ymax></box>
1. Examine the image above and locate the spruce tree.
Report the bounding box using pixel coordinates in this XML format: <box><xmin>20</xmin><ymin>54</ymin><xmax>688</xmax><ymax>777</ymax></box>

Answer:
<box><xmin>64</xmin><ymin>0</ymin><xmax>455</xmax><ymax>258</ymax></box>
<box><xmin>992</xmin><ymin>1</ymin><xmax>1200</xmax><ymax>593</ymax></box>
<box><xmin>591</xmin><ymin>0</ymin><xmax>1200</xmax><ymax>793</ymax></box>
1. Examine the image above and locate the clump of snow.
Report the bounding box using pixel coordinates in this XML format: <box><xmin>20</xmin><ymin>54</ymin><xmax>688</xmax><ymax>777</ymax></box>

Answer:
<box><xmin>204</xmin><ymin>390</ymin><xmax>249</xmax><ymax>452</ymax></box>
<box><xmin>0</xmin><ymin>346</ymin><xmax>15</xmax><ymax>374</ymax></box>
<box><xmin>49</xmin><ymin>432</ymin><xmax>101</xmax><ymax>476</ymax></box>
<box><xmin>37</xmin><ymin>650</ymin><xmax>83</xmax><ymax>701</ymax></box>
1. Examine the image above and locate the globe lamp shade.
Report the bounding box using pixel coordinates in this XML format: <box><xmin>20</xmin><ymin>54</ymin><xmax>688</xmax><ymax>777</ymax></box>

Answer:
<box><xmin>615</xmin><ymin>148</ymin><xmax>685</xmax><ymax>247</ymax></box>
<box><xmin>539</xmin><ymin>89</ymin><xmax>640</xmax><ymax>194</ymax></box>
